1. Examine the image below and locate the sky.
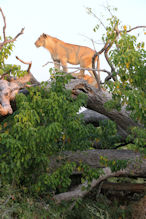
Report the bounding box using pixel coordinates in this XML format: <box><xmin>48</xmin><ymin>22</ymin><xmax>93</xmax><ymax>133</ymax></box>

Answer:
<box><xmin>0</xmin><ymin>0</ymin><xmax>146</xmax><ymax>82</ymax></box>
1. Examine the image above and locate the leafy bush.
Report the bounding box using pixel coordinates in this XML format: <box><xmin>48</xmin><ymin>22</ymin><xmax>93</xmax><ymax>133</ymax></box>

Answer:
<box><xmin>0</xmin><ymin>72</ymin><xmax>101</xmax><ymax>194</ymax></box>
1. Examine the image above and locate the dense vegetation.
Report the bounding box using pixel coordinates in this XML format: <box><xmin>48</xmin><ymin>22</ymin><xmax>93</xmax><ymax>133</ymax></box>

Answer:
<box><xmin>0</xmin><ymin>6</ymin><xmax>145</xmax><ymax>219</ymax></box>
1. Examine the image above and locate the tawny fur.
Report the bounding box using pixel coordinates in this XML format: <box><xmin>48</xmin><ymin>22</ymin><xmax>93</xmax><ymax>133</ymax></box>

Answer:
<box><xmin>35</xmin><ymin>33</ymin><xmax>99</xmax><ymax>79</ymax></box>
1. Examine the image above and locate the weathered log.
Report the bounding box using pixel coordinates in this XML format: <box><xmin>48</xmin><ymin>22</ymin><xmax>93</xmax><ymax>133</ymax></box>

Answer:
<box><xmin>49</xmin><ymin>149</ymin><xmax>146</xmax><ymax>177</ymax></box>
<box><xmin>66</xmin><ymin>78</ymin><xmax>138</xmax><ymax>133</ymax></box>
<box><xmin>52</xmin><ymin>149</ymin><xmax>146</xmax><ymax>202</ymax></box>
<box><xmin>101</xmin><ymin>182</ymin><xmax>146</xmax><ymax>193</ymax></box>
<box><xmin>0</xmin><ymin>73</ymin><xmax>39</xmax><ymax>116</ymax></box>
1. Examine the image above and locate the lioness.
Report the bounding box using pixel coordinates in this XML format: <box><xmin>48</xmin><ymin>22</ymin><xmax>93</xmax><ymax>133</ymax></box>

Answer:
<box><xmin>35</xmin><ymin>33</ymin><xmax>99</xmax><ymax>79</ymax></box>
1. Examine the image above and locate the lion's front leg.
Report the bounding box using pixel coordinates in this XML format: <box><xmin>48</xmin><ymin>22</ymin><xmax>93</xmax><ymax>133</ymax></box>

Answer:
<box><xmin>72</xmin><ymin>69</ymin><xmax>85</xmax><ymax>78</ymax></box>
<box><xmin>54</xmin><ymin>60</ymin><xmax>60</xmax><ymax>71</ymax></box>
<box><xmin>60</xmin><ymin>59</ymin><xmax>68</xmax><ymax>73</ymax></box>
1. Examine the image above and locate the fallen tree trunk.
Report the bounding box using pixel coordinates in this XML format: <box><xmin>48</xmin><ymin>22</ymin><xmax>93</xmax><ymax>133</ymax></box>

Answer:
<box><xmin>66</xmin><ymin>78</ymin><xmax>138</xmax><ymax>134</ymax></box>
<box><xmin>101</xmin><ymin>182</ymin><xmax>146</xmax><ymax>193</ymax></box>
<box><xmin>50</xmin><ymin>149</ymin><xmax>146</xmax><ymax>177</ymax></box>
<box><xmin>52</xmin><ymin>149</ymin><xmax>146</xmax><ymax>202</ymax></box>
<box><xmin>0</xmin><ymin>77</ymin><xmax>140</xmax><ymax>142</ymax></box>
<box><xmin>0</xmin><ymin>76</ymin><xmax>138</xmax><ymax>131</ymax></box>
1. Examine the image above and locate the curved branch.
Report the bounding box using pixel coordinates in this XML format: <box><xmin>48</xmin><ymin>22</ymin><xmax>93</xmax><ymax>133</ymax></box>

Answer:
<box><xmin>123</xmin><ymin>25</ymin><xmax>146</xmax><ymax>33</ymax></box>
<box><xmin>54</xmin><ymin>168</ymin><xmax>126</xmax><ymax>203</ymax></box>
<box><xmin>16</xmin><ymin>56</ymin><xmax>32</xmax><ymax>73</ymax></box>
<box><xmin>0</xmin><ymin>28</ymin><xmax>24</xmax><ymax>49</ymax></box>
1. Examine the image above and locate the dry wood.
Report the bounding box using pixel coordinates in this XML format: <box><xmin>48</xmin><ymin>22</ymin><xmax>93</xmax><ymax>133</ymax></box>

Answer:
<box><xmin>0</xmin><ymin>57</ymin><xmax>39</xmax><ymax>116</ymax></box>
<box><xmin>65</xmin><ymin>78</ymin><xmax>138</xmax><ymax>133</ymax></box>
<box><xmin>52</xmin><ymin>149</ymin><xmax>146</xmax><ymax>202</ymax></box>
<box><xmin>49</xmin><ymin>149</ymin><xmax>146</xmax><ymax>176</ymax></box>
<box><xmin>101</xmin><ymin>182</ymin><xmax>146</xmax><ymax>193</ymax></box>
<box><xmin>0</xmin><ymin>8</ymin><xmax>24</xmax><ymax>49</ymax></box>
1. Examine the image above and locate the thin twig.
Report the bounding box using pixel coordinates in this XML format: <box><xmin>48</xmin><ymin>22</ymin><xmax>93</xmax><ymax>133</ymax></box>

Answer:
<box><xmin>79</xmin><ymin>34</ymin><xmax>104</xmax><ymax>45</ymax></box>
<box><xmin>91</xmin><ymin>39</ymin><xmax>96</xmax><ymax>51</ymax></box>
<box><xmin>122</xmin><ymin>25</ymin><xmax>146</xmax><ymax>33</ymax></box>
<box><xmin>86</xmin><ymin>7</ymin><xmax>106</xmax><ymax>30</ymax></box>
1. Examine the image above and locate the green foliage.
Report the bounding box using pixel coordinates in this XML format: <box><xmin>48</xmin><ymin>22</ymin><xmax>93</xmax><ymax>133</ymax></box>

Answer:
<box><xmin>0</xmin><ymin>7</ymin><xmax>145</xmax><ymax>218</ymax></box>
<box><xmin>100</xmin><ymin>156</ymin><xmax>128</xmax><ymax>172</ymax></box>
<box><xmin>0</xmin><ymin>184</ymin><xmax>133</xmax><ymax>219</ymax></box>
<box><xmin>0</xmin><ymin>37</ymin><xmax>27</xmax><ymax>78</ymax></box>
<box><xmin>0</xmin><ymin>30</ymin><xmax>121</xmax><ymax>199</ymax></box>
<box><xmin>90</xmin><ymin>7</ymin><xmax>146</xmax><ymax>153</ymax></box>
<box><xmin>97</xmin><ymin>120</ymin><xmax>120</xmax><ymax>148</ymax></box>
<box><xmin>127</xmin><ymin>127</ymin><xmax>146</xmax><ymax>153</ymax></box>
<box><xmin>78</xmin><ymin>163</ymin><xmax>103</xmax><ymax>186</ymax></box>
<box><xmin>107</xmin><ymin>32</ymin><xmax>146</xmax><ymax>124</ymax></box>
<box><xmin>0</xmin><ymin>71</ymin><xmax>100</xmax><ymax>194</ymax></box>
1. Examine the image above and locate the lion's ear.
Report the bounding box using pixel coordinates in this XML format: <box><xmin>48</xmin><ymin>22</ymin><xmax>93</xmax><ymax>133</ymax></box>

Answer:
<box><xmin>43</xmin><ymin>33</ymin><xmax>47</xmax><ymax>38</ymax></box>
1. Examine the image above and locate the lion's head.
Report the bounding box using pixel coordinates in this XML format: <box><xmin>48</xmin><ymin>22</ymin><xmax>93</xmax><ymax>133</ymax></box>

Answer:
<box><xmin>35</xmin><ymin>33</ymin><xmax>47</xmax><ymax>47</ymax></box>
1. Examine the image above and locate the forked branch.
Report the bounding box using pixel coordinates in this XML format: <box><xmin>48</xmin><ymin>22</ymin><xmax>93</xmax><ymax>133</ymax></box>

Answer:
<box><xmin>0</xmin><ymin>8</ymin><xmax>24</xmax><ymax>49</ymax></box>
<box><xmin>92</xmin><ymin>23</ymin><xmax>146</xmax><ymax>83</ymax></box>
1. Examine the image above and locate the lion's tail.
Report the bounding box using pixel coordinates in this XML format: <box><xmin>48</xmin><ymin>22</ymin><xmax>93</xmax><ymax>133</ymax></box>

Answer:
<box><xmin>92</xmin><ymin>52</ymin><xmax>101</xmax><ymax>89</ymax></box>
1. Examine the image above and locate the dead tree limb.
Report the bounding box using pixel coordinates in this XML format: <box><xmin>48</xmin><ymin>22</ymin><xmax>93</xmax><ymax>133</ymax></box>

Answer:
<box><xmin>50</xmin><ymin>149</ymin><xmax>146</xmax><ymax>203</ymax></box>
<box><xmin>52</xmin><ymin>149</ymin><xmax>145</xmax><ymax>202</ymax></box>
<box><xmin>123</xmin><ymin>25</ymin><xmax>146</xmax><ymax>33</ymax></box>
<box><xmin>16</xmin><ymin>56</ymin><xmax>32</xmax><ymax>73</ymax></box>
<box><xmin>101</xmin><ymin>182</ymin><xmax>146</xmax><ymax>193</ymax></box>
<box><xmin>65</xmin><ymin>78</ymin><xmax>138</xmax><ymax>133</ymax></box>
<box><xmin>0</xmin><ymin>57</ymin><xmax>39</xmax><ymax>116</ymax></box>
<box><xmin>0</xmin><ymin>8</ymin><xmax>24</xmax><ymax>49</ymax></box>
<box><xmin>0</xmin><ymin>8</ymin><xmax>6</xmax><ymax>41</ymax></box>
<box><xmin>80</xmin><ymin>109</ymin><xmax>128</xmax><ymax>141</ymax></box>
<box><xmin>49</xmin><ymin>149</ymin><xmax>145</xmax><ymax>174</ymax></box>
<box><xmin>54</xmin><ymin>168</ymin><xmax>124</xmax><ymax>203</ymax></box>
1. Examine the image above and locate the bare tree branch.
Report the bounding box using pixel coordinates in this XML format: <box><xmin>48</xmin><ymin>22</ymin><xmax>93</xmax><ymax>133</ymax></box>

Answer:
<box><xmin>101</xmin><ymin>182</ymin><xmax>146</xmax><ymax>193</ymax></box>
<box><xmin>0</xmin><ymin>8</ymin><xmax>24</xmax><ymax>49</ymax></box>
<box><xmin>16</xmin><ymin>56</ymin><xmax>32</xmax><ymax>73</ymax></box>
<box><xmin>79</xmin><ymin>34</ymin><xmax>104</xmax><ymax>45</ymax></box>
<box><xmin>86</xmin><ymin>7</ymin><xmax>106</xmax><ymax>30</ymax></box>
<box><xmin>43</xmin><ymin>61</ymin><xmax>112</xmax><ymax>78</ymax></box>
<box><xmin>0</xmin><ymin>8</ymin><xmax>6</xmax><ymax>41</ymax></box>
<box><xmin>54</xmin><ymin>168</ymin><xmax>125</xmax><ymax>203</ymax></box>
<box><xmin>122</xmin><ymin>25</ymin><xmax>146</xmax><ymax>33</ymax></box>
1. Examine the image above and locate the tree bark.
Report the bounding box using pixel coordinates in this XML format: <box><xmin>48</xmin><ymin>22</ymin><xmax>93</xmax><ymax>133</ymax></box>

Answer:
<box><xmin>0</xmin><ymin>72</ymin><xmax>39</xmax><ymax>116</ymax></box>
<box><xmin>52</xmin><ymin>149</ymin><xmax>146</xmax><ymax>202</ymax></box>
<box><xmin>49</xmin><ymin>149</ymin><xmax>146</xmax><ymax>177</ymax></box>
<box><xmin>66</xmin><ymin>78</ymin><xmax>138</xmax><ymax>133</ymax></box>
<box><xmin>0</xmin><ymin>77</ymin><xmax>139</xmax><ymax>135</ymax></box>
<box><xmin>101</xmin><ymin>182</ymin><xmax>146</xmax><ymax>193</ymax></box>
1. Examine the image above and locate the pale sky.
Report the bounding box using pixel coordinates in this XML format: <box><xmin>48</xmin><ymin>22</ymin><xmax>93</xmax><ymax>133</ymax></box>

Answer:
<box><xmin>0</xmin><ymin>0</ymin><xmax>146</xmax><ymax>82</ymax></box>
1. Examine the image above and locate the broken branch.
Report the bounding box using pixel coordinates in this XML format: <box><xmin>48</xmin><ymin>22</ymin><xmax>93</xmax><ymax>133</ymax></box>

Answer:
<box><xmin>16</xmin><ymin>56</ymin><xmax>32</xmax><ymax>73</ymax></box>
